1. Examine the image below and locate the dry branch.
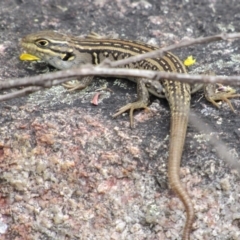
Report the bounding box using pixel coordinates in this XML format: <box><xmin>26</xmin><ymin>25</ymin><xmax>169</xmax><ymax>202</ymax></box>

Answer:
<box><xmin>0</xmin><ymin>32</ymin><xmax>240</xmax><ymax>101</ymax></box>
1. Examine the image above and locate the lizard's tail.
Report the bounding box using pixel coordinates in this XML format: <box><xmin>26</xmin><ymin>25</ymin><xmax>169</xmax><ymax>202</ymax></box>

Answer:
<box><xmin>168</xmin><ymin>113</ymin><xmax>194</xmax><ymax>240</ymax></box>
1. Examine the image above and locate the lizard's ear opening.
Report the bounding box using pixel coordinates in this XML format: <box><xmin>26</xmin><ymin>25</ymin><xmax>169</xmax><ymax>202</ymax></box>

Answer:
<box><xmin>61</xmin><ymin>52</ymin><xmax>75</xmax><ymax>61</ymax></box>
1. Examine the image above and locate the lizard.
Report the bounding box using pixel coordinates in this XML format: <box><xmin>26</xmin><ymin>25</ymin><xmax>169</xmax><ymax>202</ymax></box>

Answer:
<box><xmin>20</xmin><ymin>30</ymin><xmax>239</xmax><ymax>239</ymax></box>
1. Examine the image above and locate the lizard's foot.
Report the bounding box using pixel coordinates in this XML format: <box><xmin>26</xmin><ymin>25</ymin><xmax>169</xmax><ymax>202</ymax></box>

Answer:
<box><xmin>112</xmin><ymin>101</ymin><xmax>148</xmax><ymax>128</ymax></box>
<box><xmin>204</xmin><ymin>83</ymin><xmax>240</xmax><ymax>112</ymax></box>
<box><xmin>112</xmin><ymin>78</ymin><xmax>150</xmax><ymax>128</ymax></box>
<box><xmin>62</xmin><ymin>80</ymin><xmax>84</xmax><ymax>91</ymax></box>
<box><xmin>62</xmin><ymin>76</ymin><xmax>93</xmax><ymax>92</ymax></box>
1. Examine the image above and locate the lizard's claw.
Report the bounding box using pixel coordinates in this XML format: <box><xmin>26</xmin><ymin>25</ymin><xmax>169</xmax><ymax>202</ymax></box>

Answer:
<box><xmin>112</xmin><ymin>102</ymin><xmax>148</xmax><ymax>128</ymax></box>
<box><xmin>62</xmin><ymin>76</ymin><xmax>94</xmax><ymax>92</ymax></box>
<box><xmin>62</xmin><ymin>80</ymin><xmax>86</xmax><ymax>91</ymax></box>
<box><xmin>204</xmin><ymin>84</ymin><xmax>240</xmax><ymax>112</ymax></box>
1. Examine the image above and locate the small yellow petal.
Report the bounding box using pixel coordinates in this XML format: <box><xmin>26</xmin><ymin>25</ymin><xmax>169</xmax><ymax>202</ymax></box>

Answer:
<box><xmin>184</xmin><ymin>56</ymin><xmax>196</xmax><ymax>67</ymax></box>
<box><xmin>20</xmin><ymin>53</ymin><xmax>40</xmax><ymax>61</ymax></box>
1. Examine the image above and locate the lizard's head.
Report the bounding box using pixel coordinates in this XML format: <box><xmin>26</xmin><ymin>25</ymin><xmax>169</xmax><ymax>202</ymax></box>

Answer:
<box><xmin>20</xmin><ymin>30</ymin><xmax>82</xmax><ymax>69</ymax></box>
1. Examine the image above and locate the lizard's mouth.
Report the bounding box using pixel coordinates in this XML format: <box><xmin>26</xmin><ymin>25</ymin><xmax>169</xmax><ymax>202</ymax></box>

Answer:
<box><xmin>20</xmin><ymin>40</ymin><xmax>41</xmax><ymax>61</ymax></box>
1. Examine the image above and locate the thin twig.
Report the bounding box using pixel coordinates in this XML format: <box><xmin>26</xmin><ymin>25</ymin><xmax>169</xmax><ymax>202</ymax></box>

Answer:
<box><xmin>1</xmin><ymin>32</ymin><xmax>240</xmax><ymax>102</ymax></box>
<box><xmin>0</xmin><ymin>86</ymin><xmax>43</xmax><ymax>101</ymax></box>
<box><xmin>105</xmin><ymin>32</ymin><xmax>240</xmax><ymax>68</ymax></box>
<box><xmin>1</xmin><ymin>66</ymin><xmax>240</xmax><ymax>91</ymax></box>
<box><xmin>189</xmin><ymin>112</ymin><xmax>240</xmax><ymax>175</ymax></box>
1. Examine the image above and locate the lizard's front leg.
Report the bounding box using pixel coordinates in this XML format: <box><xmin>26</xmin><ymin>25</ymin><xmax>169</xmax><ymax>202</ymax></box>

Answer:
<box><xmin>112</xmin><ymin>78</ymin><xmax>151</xmax><ymax>128</ymax></box>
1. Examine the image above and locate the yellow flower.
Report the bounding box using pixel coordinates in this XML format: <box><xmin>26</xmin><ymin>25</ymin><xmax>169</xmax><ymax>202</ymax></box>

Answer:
<box><xmin>184</xmin><ymin>56</ymin><xmax>196</xmax><ymax>66</ymax></box>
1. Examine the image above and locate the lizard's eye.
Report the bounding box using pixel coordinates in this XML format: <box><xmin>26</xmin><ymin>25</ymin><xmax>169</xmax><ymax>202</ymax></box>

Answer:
<box><xmin>35</xmin><ymin>39</ymin><xmax>49</xmax><ymax>47</ymax></box>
